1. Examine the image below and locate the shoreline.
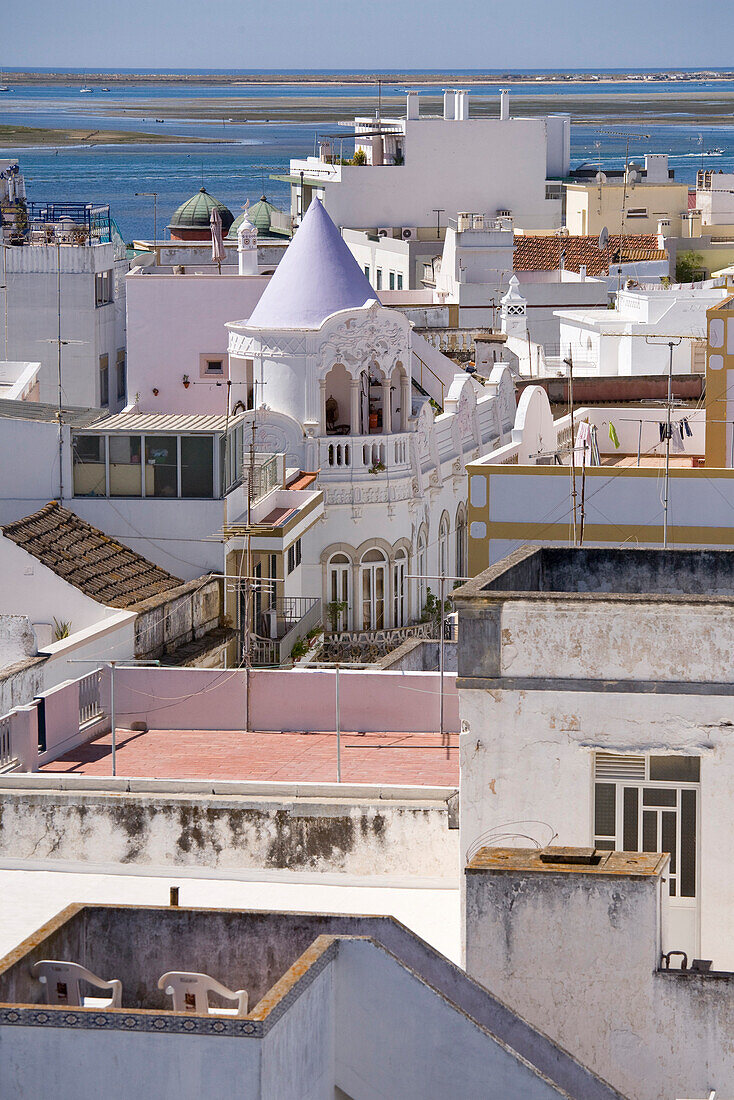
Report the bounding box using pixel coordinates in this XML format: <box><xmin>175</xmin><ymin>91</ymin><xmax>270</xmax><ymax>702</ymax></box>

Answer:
<box><xmin>0</xmin><ymin>124</ymin><xmax>236</xmax><ymax>148</ymax></box>
<box><xmin>4</xmin><ymin>69</ymin><xmax>734</xmax><ymax>87</ymax></box>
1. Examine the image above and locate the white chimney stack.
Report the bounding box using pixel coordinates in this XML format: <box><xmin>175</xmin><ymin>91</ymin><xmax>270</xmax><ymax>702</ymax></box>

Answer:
<box><xmin>443</xmin><ymin>90</ymin><xmax>455</xmax><ymax>120</ymax></box>
<box><xmin>406</xmin><ymin>91</ymin><xmax>419</xmax><ymax>120</ymax></box>
<box><xmin>500</xmin><ymin>89</ymin><xmax>510</xmax><ymax>121</ymax></box>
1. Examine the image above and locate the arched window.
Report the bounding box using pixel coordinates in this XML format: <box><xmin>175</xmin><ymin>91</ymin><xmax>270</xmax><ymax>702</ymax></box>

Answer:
<box><xmin>393</xmin><ymin>548</ymin><xmax>408</xmax><ymax>627</ymax></box>
<box><xmin>417</xmin><ymin>530</ymin><xmax>427</xmax><ymax>616</ymax></box>
<box><xmin>327</xmin><ymin>553</ymin><xmax>351</xmax><ymax>632</ymax></box>
<box><xmin>438</xmin><ymin>514</ymin><xmax>450</xmax><ymax>579</ymax></box>
<box><xmin>360</xmin><ymin>548</ymin><xmax>387</xmax><ymax>630</ymax></box>
<box><xmin>455</xmin><ymin>506</ymin><xmax>467</xmax><ymax>581</ymax></box>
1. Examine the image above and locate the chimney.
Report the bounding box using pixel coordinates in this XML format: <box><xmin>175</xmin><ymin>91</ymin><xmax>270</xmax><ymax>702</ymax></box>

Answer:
<box><xmin>500</xmin><ymin>89</ymin><xmax>510</xmax><ymax>121</ymax></box>
<box><xmin>455</xmin><ymin>90</ymin><xmax>469</xmax><ymax>121</ymax></box>
<box><xmin>406</xmin><ymin>91</ymin><xmax>419</xmax><ymax>121</ymax></box>
<box><xmin>443</xmin><ymin>89</ymin><xmax>456</xmax><ymax>120</ymax></box>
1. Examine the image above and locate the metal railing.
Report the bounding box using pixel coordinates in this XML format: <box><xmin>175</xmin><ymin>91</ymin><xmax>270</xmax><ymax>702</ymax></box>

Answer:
<box><xmin>323</xmin><ymin>621</ymin><xmax>436</xmax><ymax>662</ymax></box>
<box><xmin>0</xmin><ymin>714</ymin><xmax>12</xmax><ymax>769</ymax></box>
<box><xmin>26</xmin><ymin>202</ymin><xmax>112</xmax><ymax>245</ymax></box>
<box><xmin>78</xmin><ymin>669</ymin><xmax>104</xmax><ymax>727</ymax></box>
<box><xmin>249</xmin><ymin>597</ymin><xmax>322</xmax><ymax>666</ymax></box>
<box><xmin>413</xmin><ymin>353</ymin><xmax>445</xmax><ymax>410</ymax></box>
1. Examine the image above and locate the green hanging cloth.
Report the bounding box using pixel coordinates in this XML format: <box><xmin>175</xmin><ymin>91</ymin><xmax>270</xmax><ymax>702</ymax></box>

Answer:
<box><xmin>609</xmin><ymin>422</ymin><xmax>620</xmax><ymax>449</ymax></box>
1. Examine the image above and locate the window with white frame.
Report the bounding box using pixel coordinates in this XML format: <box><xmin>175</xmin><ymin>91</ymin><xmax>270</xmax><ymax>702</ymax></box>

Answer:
<box><xmin>95</xmin><ymin>269</ymin><xmax>113</xmax><ymax>307</ymax></box>
<box><xmin>593</xmin><ymin>752</ymin><xmax>699</xmax><ymax>900</ymax></box>
<box><xmin>360</xmin><ymin>547</ymin><xmax>386</xmax><ymax>630</ymax></box>
<box><xmin>328</xmin><ymin>553</ymin><xmax>350</xmax><ymax>631</ymax></box>
<box><xmin>393</xmin><ymin>548</ymin><xmax>407</xmax><ymax>627</ymax></box>
<box><xmin>438</xmin><ymin>514</ymin><xmax>450</xmax><ymax>579</ymax></box>
<box><xmin>287</xmin><ymin>537</ymin><xmax>302</xmax><ymax>574</ymax></box>
<box><xmin>417</xmin><ymin>531</ymin><xmax>427</xmax><ymax>615</ymax></box>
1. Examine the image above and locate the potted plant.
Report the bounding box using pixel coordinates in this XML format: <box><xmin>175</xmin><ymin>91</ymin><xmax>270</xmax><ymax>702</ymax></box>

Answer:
<box><xmin>182</xmin><ymin>374</ymin><xmax>190</xmax><ymax>389</ymax></box>
<box><xmin>368</xmin><ymin>460</ymin><xmax>386</xmax><ymax>475</ymax></box>
<box><xmin>326</xmin><ymin>600</ymin><xmax>348</xmax><ymax>633</ymax></box>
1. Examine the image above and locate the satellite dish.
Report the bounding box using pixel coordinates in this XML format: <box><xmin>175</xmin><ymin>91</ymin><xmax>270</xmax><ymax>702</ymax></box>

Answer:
<box><xmin>598</xmin><ymin>226</ymin><xmax>609</xmax><ymax>250</ymax></box>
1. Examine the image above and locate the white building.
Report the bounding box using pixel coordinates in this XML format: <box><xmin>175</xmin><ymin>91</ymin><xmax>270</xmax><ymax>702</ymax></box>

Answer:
<box><xmin>455</xmin><ymin>545</ymin><xmax>734</xmax><ymax>974</ymax></box>
<box><xmin>556</xmin><ymin>281</ymin><xmax>731</xmax><ymax>377</ymax></box>
<box><xmin>695</xmin><ymin>168</ymin><xmax>734</xmax><ymax>234</ymax></box>
<box><xmin>284</xmin><ymin>90</ymin><xmax>569</xmax><ymax>234</ymax></box>
<box><xmin>1</xmin><ymin>188</ymin><xmax>128</xmax><ymax>411</ymax></box>
<box><xmin>226</xmin><ymin>197</ymin><xmax>515</xmax><ymax>647</ymax></box>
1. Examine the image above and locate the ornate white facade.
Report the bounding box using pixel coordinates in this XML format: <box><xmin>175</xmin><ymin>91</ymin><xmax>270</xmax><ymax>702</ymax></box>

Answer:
<box><xmin>225</xmin><ymin>199</ymin><xmax>515</xmax><ymax>634</ymax></box>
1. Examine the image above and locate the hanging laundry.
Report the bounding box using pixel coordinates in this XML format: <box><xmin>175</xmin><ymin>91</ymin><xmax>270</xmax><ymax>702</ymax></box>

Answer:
<box><xmin>574</xmin><ymin>421</ymin><xmax>592</xmax><ymax>464</ymax></box>
<box><xmin>683</xmin><ymin>417</ymin><xmax>693</xmax><ymax>438</ymax></box>
<box><xmin>671</xmin><ymin>429</ymin><xmax>684</xmax><ymax>454</ymax></box>
<box><xmin>590</xmin><ymin>425</ymin><xmax>601</xmax><ymax>466</ymax></box>
<box><xmin>608</xmin><ymin>422</ymin><xmax>620</xmax><ymax>449</ymax></box>
<box><xmin>659</xmin><ymin>422</ymin><xmax>672</xmax><ymax>442</ymax></box>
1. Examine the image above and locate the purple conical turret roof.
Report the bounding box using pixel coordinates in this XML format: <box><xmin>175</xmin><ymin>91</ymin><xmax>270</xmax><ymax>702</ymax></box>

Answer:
<box><xmin>246</xmin><ymin>198</ymin><xmax>378</xmax><ymax>330</ymax></box>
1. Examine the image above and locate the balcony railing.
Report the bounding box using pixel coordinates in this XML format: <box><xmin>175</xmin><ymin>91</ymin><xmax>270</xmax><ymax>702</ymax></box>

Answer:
<box><xmin>248</xmin><ymin>597</ymin><xmax>322</xmax><ymax>666</ymax></box>
<box><xmin>323</xmin><ymin>621</ymin><xmax>436</xmax><ymax>662</ymax></box>
<box><xmin>79</xmin><ymin>669</ymin><xmax>104</xmax><ymax>727</ymax></box>
<box><xmin>318</xmin><ymin>433</ymin><xmax>413</xmax><ymax>478</ymax></box>
<box><xmin>0</xmin><ymin>714</ymin><xmax>13</xmax><ymax>770</ymax></box>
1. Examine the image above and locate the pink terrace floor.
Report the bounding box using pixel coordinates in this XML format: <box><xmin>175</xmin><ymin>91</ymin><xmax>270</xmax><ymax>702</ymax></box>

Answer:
<box><xmin>41</xmin><ymin>728</ymin><xmax>459</xmax><ymax>786</ymax></box>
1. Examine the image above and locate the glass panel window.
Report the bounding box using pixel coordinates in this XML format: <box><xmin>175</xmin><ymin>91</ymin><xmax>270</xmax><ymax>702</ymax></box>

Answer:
<box><xmin>145</xmin><ymin>436</ymin><xmax>178</xmax><ymax>498</ymax></box>
<box><xmin>680</xmin><ymin>790</ymin><xmax>697</xmax><ymax>898</ymax></box>
<box><xmin>181</xmin><ymin>436</ymin><xmax>214</xmax><ymax>498</ymax></box>
<box><xmin>623</xmin><ymin>787</ymin><xmax>638</xmax><ymax>851</ymax></box>
<box><xmin>73</xmin><ymin>435</ymin><xmax>106</xmax><ymax>496</ymax></box>
<box><xmin>643</xmin><ymin>788</ymin><xmax>677</xmax><ymax>808</ymax></box>
<box><xmin>649</xmin><ymin>756</ymin><xmax>700</xmax><ymax>783</ymax></box>
<box><xmin>376</xmin><ymin>269</ymin><xmax>383</xmax><ymax>291</ymax></box>
<box><xmin>397</xmin><ymin>273</ymin><xmax>403</xmax><ymax>290</ymax></box>
<box><xmin>204</xmin><ymin>359</ymin><xmax>223</xmax><ymax>375</ymax></box>
<box><xmin>594</xmin><ymin>783</ymin><xmax>615</xmax><ymax>838</ymax></box>
<box><xmin>116</xmin><ymin>351</ymin><xmax>126</xmax><ymax>401</ymax></box>
<box><xmin>99</xmin><ymin>354</ymin><xmax>109</xmax><ymax>407</ymax></box>
<box><xmin>109</xmin><ymin>435</ymin><xmax>142</xmax><ymax>496</ymax></box>
<box><xmin>642</xmin><ymin>810</ymin><xmax>657</xmax><ymax>852</ymax></box>
<box><xmin>389</xmin><ymin>271</ymin><xmax>395</xmax><ymax>290</ymax></box>
<box><xmin>95</xmin><ymin>269</ymin><xmax>113</xmax><ymax>307</ymax></box>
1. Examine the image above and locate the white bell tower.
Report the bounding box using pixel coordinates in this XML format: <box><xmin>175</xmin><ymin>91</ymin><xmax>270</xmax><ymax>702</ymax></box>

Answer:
<box><xmin>238</xmin><ymin>201</ymin><xmax>258</xmax><ymax>276</ymax></box>
<box><xmin>501</xmin><ymin>275</ymin><xmax>528</xmax><ymax>338</ymax></box>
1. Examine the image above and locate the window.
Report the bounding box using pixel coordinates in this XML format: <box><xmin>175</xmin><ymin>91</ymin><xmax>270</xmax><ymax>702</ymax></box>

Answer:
<box><xmin>438</xmin><ymin>514</ymin><xmax>450</xmax><ymax>578</ymax></box>
<box><xmin>145</xmin><ymin>436</ymin><xmax>178</xmax><ymax>497</ymax></box>
<box><xmin>627</xmin><ymin>208</ymin><xmax>648</xmax><ymax>218</ymax></box>
<box><xmin>287</xmin><ymin>537</ymin><xmax>302</xmax><ymax>574</ymax></box>
<box><xmin>389</xmin><ymin>271</ymin><xmax>395</xmax><ymax>290</ymax></box>
<box><xmin>95</xmin><ymin>269</ymin><xmax>113</xmax><ymax>307</ymax></box>
<box><xmin>397</xmin><ymin>273</ymin><xmax>403</xmax><ymax>290</ymax></box>
<box><xmin>99</xmin><ymin>354</ymin><xmax>109</xmax><ymax>407</ymax></box>
<box><xmin>205</xmin><ymin>359</ymin><xmax>223</xmax><ymax>375</ymax></box>
<box><xmin>393</xmin><ymin>549</ymin><xmax>407</xmax><ymax>627</ymax></box>
<box><xmin>109</xmin><ymin>435</ymin><xmax>142</xmax><ymax>497</ymax></box>
<box><xmin>73</xmin><ymin>435</ymin><xmax>106</xmax><ymax>496</ymax></box>
<box><xmin>376</xmin><ymin>269</ymin><xmax>383</xmax><ymax>291</ymax></box>
<box><xmin>417</xmin><ymin>531</ymin><xmax>427</xmax><ymax>614</ymax></box>
<box><xmin>364</xmin><ymin>265</ymin><xmax>370</xmax><ymax>279</ymax></box>
<box><xmin>116</xmin><ymin>350</ymin><xmax>126</xmax><ymax>402</ymax></box>
<box><xmin>360</xmin><ymin>548</ymin><xmax>386</xmax><ymax>630</ymax></box>
<box><xmin>455</xmin><ymin>507</ymin><xmax>467</xmax><ymax>580</ymax></box>
<box><xmin>593</xmin><ymin>753</ymin><xmax>699</xmax><ymax>900</ymax></box>
<box><xmin>181</xmin><ymin>436</ymin><xmax>214</xmax><ymax>498</ymax></box>
<box><xmin>328</xmin><ymin>553</ymin><xmax>350</xmax><ymax>631</ymax></box>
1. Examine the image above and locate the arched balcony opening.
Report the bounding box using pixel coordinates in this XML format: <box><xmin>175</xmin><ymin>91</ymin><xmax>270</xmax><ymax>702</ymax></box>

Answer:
<box><xmin>360</xmin><ymin>547</ymin><xmax>387</xmax><ymax>630</ymax></box>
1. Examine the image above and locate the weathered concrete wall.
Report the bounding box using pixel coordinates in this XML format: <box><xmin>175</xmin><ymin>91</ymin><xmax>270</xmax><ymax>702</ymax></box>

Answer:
<box><xmin>0</xmin><ymin>782</ymin><xmax>458</xmax><ymax>882</ymax></box>
<box><xmin>458</xmin><ymin>685</ymin><xmax>734</xmax><ymax>969</ymax></box>
<box><xmin>0</xmin><ymin>905</ymin><xmax>621</xmax><ymax>1100</ymax></box>
<box><xmin>134</xmin><ymin>577</ymin><xmax>222</xmax><ymax>659</ymax></box>
<box><xmin>261</xmin><ymin>961</ymin><xmax>334</xmax><ymax>1100</ymax></box>
<box><xmin>465</xmin><ymin>864</ymin><xmax>734</xmax><ymax>1100</ymax></box>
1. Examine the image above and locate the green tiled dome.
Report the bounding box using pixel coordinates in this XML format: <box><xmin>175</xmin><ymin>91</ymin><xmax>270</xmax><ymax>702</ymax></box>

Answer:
<box><xmin>169</xmin><ymin>187</ymin><xmax>234</xmax><ymax>232</ymax></box>
<box><xmin>228</xmin><ymin>195</ymin><xmax>281</xmax><ymax>239</ymax></box>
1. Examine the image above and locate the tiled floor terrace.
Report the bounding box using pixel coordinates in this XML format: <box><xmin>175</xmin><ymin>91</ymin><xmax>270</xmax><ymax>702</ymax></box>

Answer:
<box><xmin>41</xmin><ymin>727</ymin><xmax>459</xmax><ymax>786</ymax></box>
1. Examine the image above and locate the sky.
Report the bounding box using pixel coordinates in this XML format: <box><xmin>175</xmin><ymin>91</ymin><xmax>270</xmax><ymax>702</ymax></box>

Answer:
<box><xmin>2</xmin><ymin>0</ymin><xmax>729</xmax><ymax>71</ymax></box>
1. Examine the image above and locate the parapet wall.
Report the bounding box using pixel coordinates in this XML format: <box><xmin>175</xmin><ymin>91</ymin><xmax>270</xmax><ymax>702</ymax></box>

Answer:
<box><xmin>0</xmin><ymin>779</ymin><xmax>458</xmax><ymax>883</ymax></box>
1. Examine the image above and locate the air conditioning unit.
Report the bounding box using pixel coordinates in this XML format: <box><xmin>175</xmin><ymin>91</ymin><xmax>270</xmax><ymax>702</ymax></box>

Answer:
<box><xmin>496</xmin><ymin>209</ymin><xmax>512</xmax><ymax>219</ymax></box>
<box><xmin>401</xmin><ymin>226</ymin><xmax>417</xmax><ymax>241</ymax></box>
<box><xmin>377</xmin><ymin>227</ymin><xmax>391</xmax><ymax>238</ymax></box>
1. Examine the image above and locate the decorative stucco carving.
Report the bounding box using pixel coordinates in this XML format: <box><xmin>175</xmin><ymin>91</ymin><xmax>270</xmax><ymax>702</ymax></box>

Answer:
<box><xmin>319</xmin><ymin>308</ymin><xmax>408</xmax><ymax>380</ymax></box>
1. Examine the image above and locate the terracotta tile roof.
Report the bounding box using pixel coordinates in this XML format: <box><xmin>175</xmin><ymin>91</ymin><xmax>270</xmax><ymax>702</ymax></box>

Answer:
<box><xmin>514</xmin><ymin>234</ymin><xmax>668</xmax><ymax>277</ymax></box>
<box><xmin>2</xmin><ymin>502</ymin><xmax>182</xmax><ymax>609</ymax></box>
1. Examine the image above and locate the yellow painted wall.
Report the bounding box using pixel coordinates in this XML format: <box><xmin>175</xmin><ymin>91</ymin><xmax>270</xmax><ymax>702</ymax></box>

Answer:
<box><xmin>565</xmin><ymin>182</ymin><xmax>688</xmax><ymax>237</ymax></box>
<box><xmin>705</xmin><ymin>294</ymin><xmax>734</xmax><ymax>467</ymax></box>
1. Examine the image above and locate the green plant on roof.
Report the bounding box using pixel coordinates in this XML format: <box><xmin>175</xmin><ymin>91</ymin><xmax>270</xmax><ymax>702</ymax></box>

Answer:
<box><xmin>52</xmin><ymin>618</ymin><xmax>71</xmax><ymax>641</ymax></box>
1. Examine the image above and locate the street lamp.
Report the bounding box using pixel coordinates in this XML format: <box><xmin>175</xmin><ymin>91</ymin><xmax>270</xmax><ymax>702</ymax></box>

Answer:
<box><xmin>135</xmin><ymin>191</ymin><xmax>158</xmax><ymax>245</ymax></box>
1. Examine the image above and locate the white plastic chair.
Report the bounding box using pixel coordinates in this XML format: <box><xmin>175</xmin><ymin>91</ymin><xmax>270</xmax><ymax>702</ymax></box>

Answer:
<box><xmin>32</xmin><ymin>960</ymin><xmax>122</xmax><ymax>1008</ymax></box>
<box><xmin>157</xmin><ymin>971</ymin><xmax>248</xmax><ymax>1017</ymax></box>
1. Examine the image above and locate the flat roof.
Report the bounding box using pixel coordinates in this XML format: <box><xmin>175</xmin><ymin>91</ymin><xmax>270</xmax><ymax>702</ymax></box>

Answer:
<box><xmin>466</xmin><ymin>846</ymin><xmax>668</xmax><ymax>878</ymax></box>
<box><xmin>454</xmin><ymin>545</ymin><xmax>734</xmax><ymax>602</ymax></box>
